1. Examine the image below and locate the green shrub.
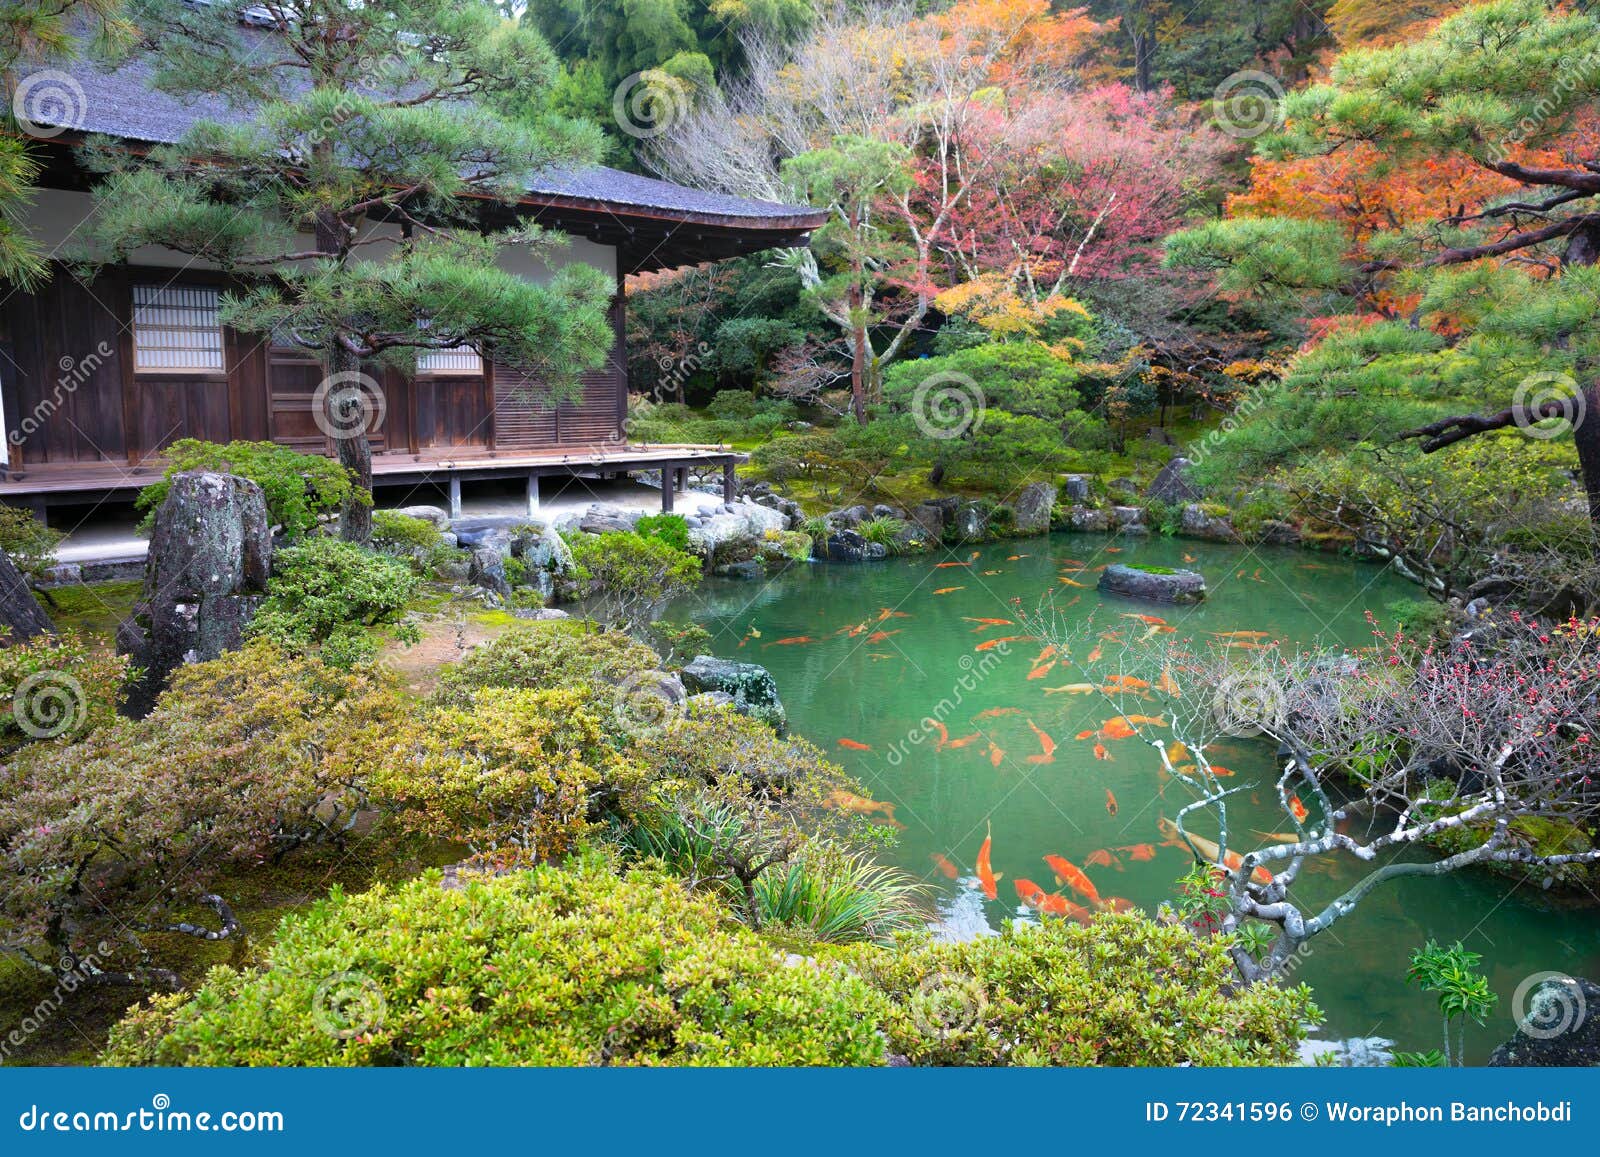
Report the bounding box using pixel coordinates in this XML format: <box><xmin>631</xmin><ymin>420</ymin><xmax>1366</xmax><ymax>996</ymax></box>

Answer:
<box><xmin>857</xmin><ymin>516</ymin><xmax>908</xmax><ymax>553</ymax></box>
<box><xmin>101</xmin><ymin>860</ymin><xmax>890</xmax><ymax>1066</ymax></box>
<box><xmin>370</xmin><ymin>511</ymin><xmax>444</xmax><ymax>560</ymax></box>
<box><xmin>247</xmin><ymin>537</ymin><xmax>420</xmax><ymax>666</ymax></box>
<box><xmin>0</xmin><ymin>642</ymin><xmax>405</xmax><ymax>982</ymax></box>
<box><xmin>0</xmin><ymin>505</ymin><xmax>64</xmax><ymax>580</ymax></box>
<box><xmin>854</xmin><ymin>913</ymin><xmax>1318</xmax><ymax>1066</ymax></box>
<box><xmin>753</xmin><ymin>845</ymin><xmax>924</xmax><ymax>944</ymax></box>
<box><xmin>569</xmin><ymin>531</ymin><xmax>701</xmax><ymax>630</ymax></box>
<box><xmin>364</xmin><ymin>687</ymin><xmax>643</xmax><ymax>868</ymax></box>
<box><xmin>434</xmin><ymin>622</ymin><xmax>662</xmax><ymax>708</ymax></box>
<box><xmin>0</xmin><ymin>630</ymin><xmax>130</xmax><ymax>751</ymax></box>
<box><xmin>137</xmin><ymin>439</ymin><xmax>355</xmax><ymax>539</ymax></box>
<box><xmin>634</xmin><ymin>513</ymin><xmax>691</xmax><ymax>553</ymax></box>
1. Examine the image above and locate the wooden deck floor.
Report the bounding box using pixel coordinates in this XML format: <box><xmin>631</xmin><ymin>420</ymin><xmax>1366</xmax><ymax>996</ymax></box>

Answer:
<box><xmin>0</xmin><ymin>443</ymin><xmax>747</xmax><ymax>515</ymax></box>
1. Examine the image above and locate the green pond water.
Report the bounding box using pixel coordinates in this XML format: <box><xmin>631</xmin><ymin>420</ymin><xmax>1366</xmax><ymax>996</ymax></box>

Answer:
<box><xmin>670</xmin><ymin>532</ymin><xmax>1600</xmax><ymax>1063</ymax></box>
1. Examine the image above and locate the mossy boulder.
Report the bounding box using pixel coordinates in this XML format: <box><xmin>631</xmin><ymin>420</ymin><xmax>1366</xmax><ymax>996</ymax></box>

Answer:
<box><xmin>681</xmin><ymin>655</ymin><xmax>787</xmax><ymax>733</ymax></box>
<box><xmin>1097</xmin><ymin>563</ymin><xmax>1205</xmax><ymax>604</ymax></box>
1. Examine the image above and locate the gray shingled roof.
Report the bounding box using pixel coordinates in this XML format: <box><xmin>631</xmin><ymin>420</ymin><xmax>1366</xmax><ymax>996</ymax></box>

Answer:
<box><xmin>16</xmin><ymin>45</ymin><xmax>820</xmax><ymax>225</ymax></box>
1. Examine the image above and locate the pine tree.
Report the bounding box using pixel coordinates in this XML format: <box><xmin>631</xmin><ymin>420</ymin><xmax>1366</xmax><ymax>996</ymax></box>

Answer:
<box><xmin>80</xmin><ymin>0</ymin><xmax>615</xmax><ymax>541</ymax></box>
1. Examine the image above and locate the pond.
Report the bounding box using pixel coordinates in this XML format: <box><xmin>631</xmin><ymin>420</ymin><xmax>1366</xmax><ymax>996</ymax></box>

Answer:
<box><xmin>671</xmin><ymin>532</ymin><xmax>1600</xmax><ymax>1063</ymax></box>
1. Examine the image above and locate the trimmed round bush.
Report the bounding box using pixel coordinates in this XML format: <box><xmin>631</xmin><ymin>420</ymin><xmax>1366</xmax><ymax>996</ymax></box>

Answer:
<box><xmin>853</xmin><ymin>913</ymin><xmax>1318</xmax><ymax>1066</ymax></box>
<box><xmin>433</xmin><ymin>622</ymin><xmax>662</xmax><ymax>708</ymax></box>
<box><xmin>100</xmin><ymin>860</ymin><xmax>890</xmax><ymax>1066</ymax></box>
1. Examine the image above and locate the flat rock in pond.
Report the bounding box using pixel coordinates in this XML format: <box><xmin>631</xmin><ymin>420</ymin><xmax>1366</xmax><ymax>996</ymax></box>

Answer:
<box><xmin>1097</xmin><ymin>562</ymin><xmax>1205</xmax><ymax>604</ymax></box>
<box><xmin>681</xmin><ymin>655</ymin><xmax>786</xmax><ymax>733</ymax></box>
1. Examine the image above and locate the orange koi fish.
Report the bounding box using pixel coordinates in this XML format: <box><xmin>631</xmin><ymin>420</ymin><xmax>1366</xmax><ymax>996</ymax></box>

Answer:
<box><xmin>1289</xmin><ymin>794</ymin><xmax>1309</xmax><ymax>823</ymax></box>
<box><xmin>1085</xmin><ymin>848</ymin><xmax>1121</xmax><ymax>870</ymax></box>
<box><xmin>1059</xmin><ymin>559</ymin><xmax>1086</xmax><ymax>567</ymax></box>
<box><xmin>926</xmin><ymin>719</ymin><xmax>950</xmax><ymax>750</ymax></box>
<box><xmin>824</xmin><ymin>791</ymin><xmax>903</xmax><ymax>829</ymax></box>
<box><xmin>1121</xmin><ymin>714</ymin><xmax>1167</xmax><ymax>727</ymax></box>
<box><xmin>1093</xmin><ymin>742</ymin><xmax>1112</xmax><ymax>761</ymax></box>
<box><xmin>1033</xmin><ymin>644</ymin><xmax>1058</xmax><ymax>665</ymax></box>
<box><xmin>1104</xmin><ymin>675</ymin><xmax>1150</xmax><ymax>691</ymax></box>
<box><xmin>1006</xmin><ymin>554</ymin><xmax>1028</xmax><ymax>561</ymax></box>
<box><xmin>974</xmin><ymin>707</ymin><xmax>1021</xmax><ymax>720</ymax></box>
<box><xmin>1086</xmin><ymin>644</ymin><xmax>1103</xmax><ymax>662</ymax></box>
<box><xmin>987</xmin><ymin>742</ymin><xmax>1006</xmax><ymax>768</ymax></box>
<box><xmin>1014</xmin><ymin>877</ymin><xmax>1046</xmax><ymax>907</ymax></box>
<box><xmin>1164</xmin><ymin>741</ymin><xmax>1190</xmax><ymax>765</ymax></box>
<box><xmin>1044</xmin><ymin>855</ymin><xmax>1102</xmax><ymax>906</ymax></box>
<box><xmin>1104</xmin><ymin>789</ymin><xmax>1118</xmax><ymax>817</ymax></box>
<box><xmin>837</xmin><ymin>738</ymin><xmax>872</xmax><ymax>751</ymax></box>
<box><xmin>1156</xmin><ymin>667</ymin><xmax>1182</xmax><ymax>697</ymax></box>
<box><xmin>866</xmin><ymin>629</ymin><xmax>900</xmax><ymax>643</ymax></box>
<box><xmin>1059</xmin><ymin>577</ymin><xmax>1091</xmax><ymax>588</ymax></box>
<box><xmin>1043</xmin><ymin>683</ymin><xmax>1097</xmax><ymax>695</ymax></box>
<box><xmin>877</xmin><ymin>608</ymin><xmax>911</xmax><ymax>621</ymax></box>
<box><xmin>975</xmin><ymin>635</ymin><xmax>1030</xmax><ymax>652</ymax></box>
<box><xmin>945</xmin><ymin>731</ymin><xmax>983</xmax><ymax>749</ymax></box>
<box><xmin>1026</xmin><ymin>660</ymin><xmax>1057</xmax><ymax>681</ymax></box>
<box><xmin>1025</xmin><ymin>720</ymin><xmax>1056</xmax><ymax>765</ymax></box>
<box><xmin>981</xmin><ymin>569</ymin><xmax>1003</xmax><ymax>575</ymax></box>
<box><xmin>977</xmin><ymin>825</ymin><xmax>1001</xmax><ymax>899</ymax></box>
<box><xmin>1208</xmin><ymin>765</ymin><xmax>1237</xmax><ymax>778</ymax></box>
<box><xmin>766</xmin><ymin>635</ymin><xmax>814</xmax><ymax>646</ymax></box>
<box><xmin>935</xmin><ymin>561</ymin><xmax>971</xmax><ymax>569</ymax></box>
<box><xmin>1119</xmin><ymin>844</ymin><xmax>1157</xmax><ymax>862</ymax></box>
<box><xmin>1099</xmin><ymin>717</ymin><xmax>1138</xmax><ymax>741</ymax></box>
<box><xmin>1211</xmin><ymin>630</ymin><xmax>1272</xmax><ymax>640</ymax></box>
<box><xmin>1157</xmin><ymin>818</ymin><xmax>1272</xmax><ymax>885</ymax></box>
<box><xmin>964</xmin><ymin>617</ymin><xmax>1016</xmax><ymax>627</ymax></box>
<box><xmin>930</xmin><ymin>852</ymin><xmax>959</xmax><ymax>879</ymax></box>
<box><xmin>1182</xmin><ymin>553</ymin><xmax>1197</xmax><ymax>563</ymax></box>
<box><xmin>933</xmin><ymin>586</ymin><xmax>965</xmax><ymax>595</ymax></box>
<box><xmin>1121</xmin><ymin>613</ymin><xmax>1168</xmax><ymax>626</ymax></box>
<box><xmin>1101</xmin><ymin>897</ymin><xmax>1138</xmax><ymax>914</ymax></box>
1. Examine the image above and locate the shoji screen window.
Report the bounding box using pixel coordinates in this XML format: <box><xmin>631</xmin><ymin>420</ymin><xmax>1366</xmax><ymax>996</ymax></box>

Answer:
<box><xmin>132</xmin><ymin>284</ymin><xmax>226</xmax><ymax>373</ymax></box>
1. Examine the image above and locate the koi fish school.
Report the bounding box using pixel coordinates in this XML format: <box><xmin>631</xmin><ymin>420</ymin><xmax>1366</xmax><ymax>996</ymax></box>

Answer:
<box><xmin>1322</xmin><ymin>1100</ymin><xmax>1572</xmax><ymax>1125</ymax></box>
<box><xmin>880</xmin><ymin>648</ymin><xmax>1011</xmax><ymax>767</ymax></box>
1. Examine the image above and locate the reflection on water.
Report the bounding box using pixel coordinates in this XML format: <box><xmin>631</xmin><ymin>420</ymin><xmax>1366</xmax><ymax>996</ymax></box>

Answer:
<box><xmin>669</xmin><ymin>532</ymin><xmax>1600</xmax><ymax>1063</ymax></box>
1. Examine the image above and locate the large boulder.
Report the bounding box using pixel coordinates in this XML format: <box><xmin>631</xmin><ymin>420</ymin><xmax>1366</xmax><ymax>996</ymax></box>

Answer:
<box><xmin>909</xmin><ymin>498</ymin><xmax>957</xmax><ymax>540</ymax></box>
<box><xmin>952</xmin><ymin>501</ymin><xmax>988</xmax><ymax>542</ymax></box>
<box><xmin>1097</xmin><ymin>562</ymin><xmax>1206</xmax><ymax>604</ymax></box>
<box><xmin>1180</xmin><ymin>503</ymin><xmax>1238</xmax><ymax>542</ymax></box>
<box><xmin>392</xmin><ymin>504</ymin><xmax>451</xmax><ymax>530</ymax></box>
<box><xmin>1064</xmin><ymin>505</ymin><xmax>1112</xmax><ymax>533</ymax></box>
<box><xmin>0</xmin><ymin>546</ymin><xmax>54</xmax><ymax>642</ymax></box>
<box><xmin>1062</xmin><ymin>475</ymin><xmax>1092</xmax><ymax>502</ymax></box>
<box><xmin>578</xmin><ymin>504</ymin><xmax>641</xmax><ymax>535</ymax></box>
<box><xmin>1489</xmin><ymin>976</ymin><xmax>1600</xmax><ymax>1067</ymax></box>
<box><xmin>681</xmin><ymin>655</ymin><xmax>787</xmax><ymax>732</ymax></box>
<box><xmin>1145</xmin><ymin>456</ymin><xmax>1202</xmax><ymax>504</ymax></box>
<box><xmin>686</xmin><ymin>502</ymin><xmax>786</xmax><ymax>561</ymax></box>
<box><xmin>1012</xmin><ymin>482</ymin><xmax>1057</xmax><ymax>535</ymax></box>
<box><xmin>469</xmin><ymin>547</ymin><xmax>510</xmax><ymax>596</ymax></box>
<box><xmin>822</xmin><ymin>529</ymin><xmax>869</xmax><ymax>563</ymax></box>
<box><xmin>117</xmin><ymin>472</ymin><xmax>272</xmax><ymax>716</ymax></box>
